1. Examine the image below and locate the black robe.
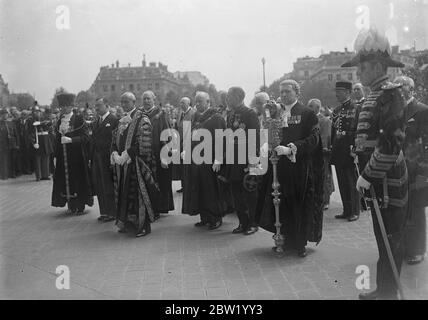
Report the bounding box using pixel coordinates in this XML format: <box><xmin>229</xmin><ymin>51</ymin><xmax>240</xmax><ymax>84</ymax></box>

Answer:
<box><xmin>51</xmin><ymin>113</ymin><xmax>94</xmax><ymax>210</ymax></box>
<box><xmin>255</xmin><ymin>102</ymin><xmax>324</xmax><ymax>246</ymax></box>
<box><xmin>142</xmin><ymin>107</ymin><xmax>174</xmax><ymax>213</ymax></box>
<box><xmin>182</xmin><ymin>108</ymin><xmax>227</xmax><ymax>218</ymax></box>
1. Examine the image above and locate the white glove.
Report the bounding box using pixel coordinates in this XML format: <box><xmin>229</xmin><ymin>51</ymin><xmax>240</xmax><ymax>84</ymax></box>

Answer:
<box><xmin>260</xmin><ymin>143</ymin><xmax>269</xmax><ymax>157</ymax></box>
<box><xmin>356</xmin><ymin>175</ymin><xmax>371</xmax><ymax>190</ymax></box>
<box><xmin>161</xmin><ymin>158</ymin><xmax>169</xmax><ymax>168</ymax></box>
<box><xmin>111</xmin><ymin>151</ymin><xmax>120</xmax><ymax>165</ymax></box>
<box><xmin>119</xmin><ymin>151</ymin><xmax>131</xmax><ymax>166</ymax></box>
<box><xmin>212</xmin><ymin>159</ymin><xmax>222</xmax><ymax>172</ymax></box>
<box><xmin>33</xmin><ymin>143</ymin><xmax>39</xmax><ymax>149</ymax></box>
<box><xmin>180</xmin><ymin>150</ymin><xmax>186</xmax><ymax>160</ymax></box>
<box><xmin>274</xmin><ymin>145</ymin><xmax>292</xmax><ymax>156</ymax></box>
<box><xmin>33</xmin><ymin>121</ymin><xmax>41</xmax><ymax>126</ymax></box>
<box><xmin>61</xmin><ymin>136</ymin><xmax>72</xmax><ymax>144</ymax></box>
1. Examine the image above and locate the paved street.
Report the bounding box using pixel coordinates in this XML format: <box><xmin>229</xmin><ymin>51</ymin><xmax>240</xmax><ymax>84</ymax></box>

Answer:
<box><xmin>0</xmin><ymin>173</ymin><xmax>427</xmax><ymax>300</ymax></box>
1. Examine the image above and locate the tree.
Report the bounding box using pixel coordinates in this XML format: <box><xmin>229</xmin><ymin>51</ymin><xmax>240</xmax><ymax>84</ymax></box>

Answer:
<box><xmin>165</xmin><ymin>90</ymin><xmax>180</xmax><ymax>107</ymax></box>
<box><xmin>50</xmin><ymin>87</ymin><xmax>67</xmax><ymax>108</ymax></box>
<box><xmin>8</xmin><ymin>93</ymin><xmax>34</xmax><ymax>110</ymax></box>
<box><xmin>75</xmin><ymin>90</ymin><xmax>95</xmax><ymax>108</ymax></box>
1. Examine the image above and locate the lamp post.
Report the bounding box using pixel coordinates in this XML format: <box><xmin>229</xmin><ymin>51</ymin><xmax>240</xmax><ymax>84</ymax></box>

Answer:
<box><xmin>261</xmin><ymin>57</ymin><xmax>266</xmax><ymax>91</ymax></box>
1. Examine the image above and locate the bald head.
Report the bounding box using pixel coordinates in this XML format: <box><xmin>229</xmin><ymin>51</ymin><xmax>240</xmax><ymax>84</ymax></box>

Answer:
<box><xmin>195</xmin><ymin>91</ymin><xmax>210</xmax><ymax>113</ymax></box>
<box><xmin>179</xmin><ymin>97</ymin><xmax>191</xmax><ymax>112</ymax></box>
<box><xmin>253</xmin><ymin>92</ymin><xmax>270</xmax><ymax>115</ymax></box>
<box><xmin>226</xmin><ymin>87</ymin><xmax>245</xmax><ymax>109</ymax></box>
<box><xmin>353</xmin><ymin>83</ymin><xmax>365</xmax><ymax>101</ymax></box>
<box><xmin>120</xmin><ymin>92</ymin><xmax>136</xmax><ymax>112</ymax></box>
<box><xmin>394</xmin><ymin>76</ymin><xmax>415</xmax><ymax>101</ymax></box>
<box><xmin>307</xmin><ymin>99</ymin><xmax>321</xmax><ymax>115</ymax></box>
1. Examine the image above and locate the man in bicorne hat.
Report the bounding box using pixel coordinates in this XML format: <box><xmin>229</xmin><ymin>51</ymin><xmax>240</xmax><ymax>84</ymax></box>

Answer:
<box><xmin>51</xmin><ymin>93</ymin><xmax>93</xmax><ymax>215</ymax></box>
<box><xmin>342</xmin><ymin>27</ymin><xmax>408</xmax><ymax>300</ymax></box>
<box><xmin>331</xmin><ymin>81</ymin><xmax>361</xmax><ymax>222</ymax></box>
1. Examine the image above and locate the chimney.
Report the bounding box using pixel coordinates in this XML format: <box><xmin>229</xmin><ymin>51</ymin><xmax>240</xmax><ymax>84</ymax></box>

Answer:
<box><xmin>111</xmin><ymin>63</ymin><xmax>114</xmax><ymax>68</ymax></box>
<box><xmin>128</xmin><ymin>63</ymin><xmax>131</xmax><ymax>67</ymax></box>
<box><xmin>344</xmin><ymin>47</ymin><xmax>348</xmax><ymax>53</ymax></box>
<box><xmin>142</xmin><ymin>54</ymin><xmax>146</xmax><ymax>67</ymax></box>
<box><xmin>116</xmin><ymin>60</ymin><xmax>119</xmax><ymax>68</ymax></box>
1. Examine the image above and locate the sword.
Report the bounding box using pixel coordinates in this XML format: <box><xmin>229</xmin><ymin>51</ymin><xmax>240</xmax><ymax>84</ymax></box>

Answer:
<box><xmin>60</xmin><ymin>134</ymin><xmax>77</xmax><ymax>208</ymax></box>
<box><xmin>369</xmin><ymin>185</ymin><xmax>406</xmax><ymax>300</ymax></box>
<box><xmin>352</xmin><ymin>146</ymin><xmax>369</xmax><ymax>211</ymax></box>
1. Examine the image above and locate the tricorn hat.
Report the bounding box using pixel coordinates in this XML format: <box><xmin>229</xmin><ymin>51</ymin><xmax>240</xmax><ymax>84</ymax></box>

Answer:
<box><xmin>341</xmin><ymin>27</ymin><xmax>404</xmax><ymax>68</ymax></box>
<box><xmin>56</xmin><ymin>93</ymin><xmax>75</xmax><ymax>107</ymax></box>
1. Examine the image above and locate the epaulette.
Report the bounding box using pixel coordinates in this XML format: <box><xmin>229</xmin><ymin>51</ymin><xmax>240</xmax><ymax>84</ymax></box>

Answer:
<box><xmin>381</xmin><ymin>82</ymin><xmax>402</xmax><ymax>91</ymax></box>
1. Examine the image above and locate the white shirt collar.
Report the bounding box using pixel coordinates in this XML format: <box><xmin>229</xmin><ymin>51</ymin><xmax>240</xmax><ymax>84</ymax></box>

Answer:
<box><xmin>101</xmin><ymin>111</ymin><xmax>110</xmax><ymax>122</ymax></box>
<box><xmin>283</xmin><ymin>100</ymin><xmax>298</xmax><ymax>112</ymax></box>
<box><xmin>407</xmin><ymin>96</ymin><xmax>415</xmax><ymax>105</ymax></box>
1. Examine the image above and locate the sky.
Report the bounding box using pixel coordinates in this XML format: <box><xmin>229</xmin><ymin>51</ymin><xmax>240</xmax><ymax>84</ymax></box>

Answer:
<box><xmin>1</xmin><ymin>0</ymin><xmax>427</xmax><ymax>105</ymax></box>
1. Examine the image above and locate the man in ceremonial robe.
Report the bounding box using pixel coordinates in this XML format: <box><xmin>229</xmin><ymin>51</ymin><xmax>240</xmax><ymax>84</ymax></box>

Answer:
<box><xmin>91</xmin><ymin>97</ymin><xmax>118</xmax><ymax>222</ymax></box>
<box><xmin>111</xmin><ymin>92</ymin><xmax>157</xmax><ymax>237</ymax></box>
<box><xmin>140</xmin><ymin>91</ymin><xmax>174</xmax><ymax>219</ymax></box>
<box><xmin>176</xmin><ymin>97</ymin><xmax>196</xmax><ymax>193</ymax></box>
<box><xmin>394</xmin><ymin>76</ymin><xmax>428</xmax><ymax>266</ymax></box>
<box><xmin>308</xmin><ymin>99</ymin><xmax>334</xmax><ymax>210</ymax></box>
<box><xmin>51</xmin><ymin>93</ymin><xmax>93</xmax><ymax>215</ymax></box>
<box><xmin>181</xmin><ymin>91</ymin><xmax>226</xmax><ymax>229</ymax></box>
<box><xmin>344</xmin><ymin>28</ymin><xmax>408</xmax><ymax>300</ymax></box>
<box><xmin>256</xmin><ymin>80</ymin><xmax>324</xmax><ymax>257</ymax></box>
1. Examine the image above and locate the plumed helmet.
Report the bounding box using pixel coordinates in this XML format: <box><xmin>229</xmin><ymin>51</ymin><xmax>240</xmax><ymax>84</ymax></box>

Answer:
<box><xmin>341</xmin><ymin>27</ymin><xmax>404</xmax><ymax>68</ymax></box>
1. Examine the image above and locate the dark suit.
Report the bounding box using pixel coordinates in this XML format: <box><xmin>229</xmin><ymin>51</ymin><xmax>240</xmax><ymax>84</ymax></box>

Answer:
<box><xmin>403</xmin><ymin>99</ymin><xmax>428</xmax><ymax>258</ymax></box>
<box><xmin>90</xmin><ymin>112</ymin><xmax>118</xmax><ymax>218</ymax></box>
<box><xmin>331</xmin><ymin>99</ymin><xmax>361</xmax><ymax>217</ymax></box>
<box><xmin>224</xmin><ymin>104</ymin><xmax>260</xmax><ymax>230</ymax></box>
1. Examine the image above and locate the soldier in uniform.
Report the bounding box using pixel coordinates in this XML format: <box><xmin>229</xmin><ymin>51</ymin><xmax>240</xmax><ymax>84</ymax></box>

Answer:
<box><xmin>394</xmin><ymin>76</ymin><xmax>428</xmax><ymax>265</ymax></box>
<box><xmin>342</xmin><ymin>28</ymin><xmax>408</xmax><ymax>300</ymax></box>
<box><xmin>51</xmin><ymin>93</ymin><xmax>94</xmax><ymax>215</ymax></box>
<box><xmin>0</xmin><ymin>109</ymin><xmax>16</xmax><ymax>180</ymax></box>
<box><xmin>224</xmin><ymin>87</ymin><xmax>260</xmax><ymax>235</ymax></box>
<box><xmin>331</xmin><ymin>81</ymin><xmax>361</xmax><ymax>222</ymax></box>
<box><xmin>30</xmin><ymin>105</ymin><xmax>54</xmax><ymax>181</ymax></box>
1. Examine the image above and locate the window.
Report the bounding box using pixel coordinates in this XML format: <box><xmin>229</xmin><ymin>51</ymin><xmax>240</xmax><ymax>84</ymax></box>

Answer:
<box><xmin>328</xmin><ymin>74</ymin><xmax>333</xmax><ymax>81</ymax></box>
<box><xmin>348</xmin><ymin>73</ymin><xmax>353</xmax><ymax>81</ymax></box>
<box><xmin>103</xmin><ymin>85</ymin><xmax>108</xmax><ymax>92</ymax></box>
<box><xmin>336</xmin><ymin>74</ymin><xmax>341</xmax><ymax>81</ymax></box>
<box><xmin>155</xmin><ymin>83</ymin><xmax>160</xmax><ymax>90</ymax></box>
<box><xmin>129</xmin><ymin>84</ymin><xmax>134</xmax><ymax>91</ymax></box>
<box><xmin>111</xmin><ymin>85</ymin><xmax>115</xmax><ymax>91</ymax></box>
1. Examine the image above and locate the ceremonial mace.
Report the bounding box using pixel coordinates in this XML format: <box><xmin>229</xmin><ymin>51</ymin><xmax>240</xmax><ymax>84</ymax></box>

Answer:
<box><xmin>264</xmin><ymin>102</ymin><xmax>284</xmax><ymax>255</ymax></box>
<box><xmin>60</xmin><ymin>132</ymin><xmax>77</xmax><ymax>210</ymax></box>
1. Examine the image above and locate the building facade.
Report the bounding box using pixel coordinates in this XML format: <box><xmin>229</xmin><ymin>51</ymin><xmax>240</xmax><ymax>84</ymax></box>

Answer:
<box><xmin>0</xmin><ymin>74</ymin><xmax>10</xmax><ymax>108</ymax></box>
<box><xmin>88</xmin><ymin>58</ymin><xmax>194</xmax><ymax>105</ymax></box>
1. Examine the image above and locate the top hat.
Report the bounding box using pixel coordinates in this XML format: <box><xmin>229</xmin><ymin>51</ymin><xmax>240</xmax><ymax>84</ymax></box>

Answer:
<box><xmin>341</xmin><ymin>27</ymin><xmax>404</xmax><ymax>68</ymax></box>
<box><xmin>56</xmin><ymin>93</ymin><xmax>75</xmax><ymax>107</ymax></box>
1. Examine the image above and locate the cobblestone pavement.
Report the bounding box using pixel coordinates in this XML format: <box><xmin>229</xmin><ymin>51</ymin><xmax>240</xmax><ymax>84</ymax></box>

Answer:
<box><xmin>0</xmin><ymin>173</ymin><xmax>427</xmax><ymax>300</ymax></box>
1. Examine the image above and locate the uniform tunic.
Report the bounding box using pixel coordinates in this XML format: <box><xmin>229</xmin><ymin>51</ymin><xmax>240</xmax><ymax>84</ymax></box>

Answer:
<box><xmin>355</xmin><ymin>75</ymin><xmax>408</xmax><ymax>298</ymax></box>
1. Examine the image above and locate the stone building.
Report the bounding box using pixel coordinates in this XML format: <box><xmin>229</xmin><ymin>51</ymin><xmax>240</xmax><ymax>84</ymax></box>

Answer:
<box><xmin>88</xmin><ymin>57</ymin><xmax>194</xmax><ymax>105</ymax></box>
